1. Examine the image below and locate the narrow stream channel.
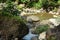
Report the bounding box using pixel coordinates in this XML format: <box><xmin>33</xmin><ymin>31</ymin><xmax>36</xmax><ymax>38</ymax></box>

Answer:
<box><xmin>23</xmin><ymin>29</ymin><xmax>38</xmax><ymax>40</ymax></box>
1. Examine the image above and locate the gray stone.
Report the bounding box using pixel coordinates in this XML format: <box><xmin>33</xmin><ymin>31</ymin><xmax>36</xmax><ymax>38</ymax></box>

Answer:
<box><xmin>31</xmin><ymin>36</ymin><xmax>38</xmax><ymax>40</ymax></box>
<box><xmin>57</xmin><ymin>8</ymin><xmax>60</xmax><ymax>14</ymax></box>
<box><xmin>27</xmin><ymin>15</ymin><xmax>40</xmax><ymax>22</ymax></box>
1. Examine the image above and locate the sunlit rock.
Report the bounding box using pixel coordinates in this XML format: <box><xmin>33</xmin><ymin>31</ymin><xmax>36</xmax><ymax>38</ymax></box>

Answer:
<box><xmin>38</xmin><ymin>31</ymin><xmax>46</xmax><ymax>40</ymax></box>
<box><xmin>49</xmin><ymin>18</ymin><xmax>59</xmax><ymax>26</ymax></box>
<box><xmin>27</xmin><ymin>15</ymin><xmax>40</xmax><ymax>22</ymax></box>
<box><xmin>53</xmin><ymin>15</ymin><xmax>58</xmax><ymax>17</ymax></box>
<box><xmin>20</xmin><ymin>12</ymin><xmax>27</xmax><ymax>16</ymax></box>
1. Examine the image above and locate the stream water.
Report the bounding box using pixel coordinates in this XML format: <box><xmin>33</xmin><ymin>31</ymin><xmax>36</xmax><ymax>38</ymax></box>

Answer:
<box><xmin>23</xmin><ymin>29</ymin><xmax>38</xmax><ymax>40</ymax></box>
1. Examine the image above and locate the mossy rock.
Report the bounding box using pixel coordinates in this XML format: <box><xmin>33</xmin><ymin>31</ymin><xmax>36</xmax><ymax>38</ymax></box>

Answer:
<box><xmin>0</xmin><ymin>16</ymin><xmax>29</xmax><ymax>40</ymax></box>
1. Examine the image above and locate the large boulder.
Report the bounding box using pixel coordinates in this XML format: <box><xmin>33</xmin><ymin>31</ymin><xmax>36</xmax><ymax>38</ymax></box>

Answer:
<box><xmin>26</xmin><ymin>15</ymin><xmax>40</xmax><ymax>31</ymax></box>
<box><xmin>27</xmin><ymin>15</ymin><xmax>40</xmax><ymax>22</ymax></box>
<box><xmin>38</xmin><ymin>31</ymin><xmax>46</xmax><ymax>40</ymax></box>
<box><xmin>0</xmin><ymin>16</ymin><xmax>29</xmax><ymax>40</ymax></box>
<box><xmin>31</xmin><ymin>36</ymin><xmax>38</xmax><ymax>40</ymax></box>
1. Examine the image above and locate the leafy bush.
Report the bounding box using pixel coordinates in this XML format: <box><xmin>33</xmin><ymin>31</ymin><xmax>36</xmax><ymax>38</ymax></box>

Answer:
<box><xmin>26</xmin><ymin>0</ymin><xmax>59</xmax><ymax>10</ymax></box>
<box><xmin>0</xmin><ymin>1</ymin><xmax>20</xmax><ymax>16</ymax></box>
<box><xmin>0</xmin><ymin>0</ymin><xmax>15</xmax><ymax>3</ymax></box>
<box><xmin>33</xmin><ymin>25</ymin><xmax>49</xmax><ymax>34</ymax></box>
<box><xmin>33</xmin><ymin>1</ymin><xmax>42</xmax><ymax>9</ymax></box>
<box><xmin>19</xmin><ymin>0</ymin><xmax>30</xmax><ymax>3</ymax></box>
<box><xmin>58</xmin><ymin>0</ymin><xmax>60</xmax><ymax>5</ymax></box>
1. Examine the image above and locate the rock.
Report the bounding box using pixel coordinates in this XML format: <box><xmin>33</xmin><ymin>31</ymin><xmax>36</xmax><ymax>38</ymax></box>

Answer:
<box><xmin>53</xmin><ymin>15</ymin><xmax>58</xmax><ymax>17</ymax></box>
<box><xmin>26</xmin><ymin>16</ymin><xmax>40</xmax><ymax>34</ymax></box>
<box><xmin>38</xmin><ymin>31</ymin><xmax>46</xmax><ymax>40</ymax></box>
<box><xmin>26</xmin><ymin>15</ymin><xmax>40</xmax><ymax>30</ymax></box>
<box><xmin>14</xmin><ymin>38</ymin><xmax>18</xmax><ymax>40</ymax></box>
<box><xmin>26</xmin><ymin>23</ymin><xmax>34</xmax><ymax>28</ymax></box>
<box><xmin>57</xmin><ymin>8</ymin><xmax>60</xmax><ymax>14</ymax></box>
<box><xmin>40</xmin><ymin>19</ymin><xmax>59</xmax><ymax>28</ymax></box>
<box><xmin>0</xmin><ymin>16</ymin><xmax>29</xmax><ymax>40</ymax></box>
<box><xmin>22</xmin><ymin>8</ymin><xmax>45</xmax><ymax>15</ymax></box>
<box><xmin>46</xmin><ymin>24</ymin><xmax>60</xmax><ymax>40</ymax></box>
<box><xmin>27</xmin><ymin>15</ymin><xmax>40</xmax><ymax>22</ymax></box>
<box><xmin>46</xmin><ymin>28</ymin><xmax>56</xmax><ymax>40</ymax></box>
<box><xmin>49</xmin><ymin>11</ymin><xmax>56</xmax><ymax>14</ymax></box>
<box><xmin>19</xmin><ymin>4</ymin><xmax>25</xmax><ymax>8</ymax></box>
<box><xmin>49</xmin><ymin>10</ymin><xmax>59</xmax><ymax>15</ymax></box>
<box><xmin>49</xmin><ymin>18</ymin><xmax>59</xmax><ymax>26</ymax></box>
<box><xmin>31</xmin><ymin>36</ymin><xmax>38</xmax><ymax>40</ymax></box>
<box><xmin>40</xmin><ymin>20</ymin><xmax>49</xmax><ymax>25</ymax></box>
<box><xmin>20</xmin><ymin>12</ymin><xmax>27</xmax><ymax>16</ymax></box>
<box><xmin>56</xmin><ymin>12</ymin><xmax>59</xmax><ymax>15</ymax></box>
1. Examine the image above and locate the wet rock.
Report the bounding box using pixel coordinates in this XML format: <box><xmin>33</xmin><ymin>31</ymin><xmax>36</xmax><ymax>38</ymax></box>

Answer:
<box><xmin>31</xmin><ymin>36</ymin><xmax>38</xmax><ymax>40</ymax></box>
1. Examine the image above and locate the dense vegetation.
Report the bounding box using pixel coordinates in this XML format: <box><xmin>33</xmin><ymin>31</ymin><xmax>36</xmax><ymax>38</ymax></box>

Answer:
<box><xmin>0</xmin><ymin>0</ymin><xmax>60</xmax><ymax>9</ymax></box>
<box><xmin>0</xmin><ymin>0</ymin><xmax>29</xmax><ymax>40</ymax></box>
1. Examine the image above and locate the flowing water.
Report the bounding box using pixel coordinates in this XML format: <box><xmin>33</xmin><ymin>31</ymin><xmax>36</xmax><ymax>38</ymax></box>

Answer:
<box><xmin>23</xmin><ymin>29</ymin><xmax>38</xmax><ymax>40</ymax></box>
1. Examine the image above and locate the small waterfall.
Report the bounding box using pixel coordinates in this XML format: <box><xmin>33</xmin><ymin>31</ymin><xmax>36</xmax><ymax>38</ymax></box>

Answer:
<box><xmin>23</xmin><ymin>28</ymin><xmax>38</xmax><ymax>40</ymax></box>
<box><xmin>23</xmin><ymin>23</ymin><xmax>37</xmax><ymax>40</ymax></box>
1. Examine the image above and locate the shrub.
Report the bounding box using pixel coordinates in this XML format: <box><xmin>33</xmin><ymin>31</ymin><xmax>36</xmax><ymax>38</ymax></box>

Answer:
<box><xmin>57</xmin><ymin>0</ymin><xmax>60</xmax><ymax>5</ymax></box>
<box><xmin>33</xmin><ymin>25</ymin><xmax>49</xmax><ymax>34</ymax></box>
<box><xmin>1</xmin><ymin>2</ymin><xmax>20</xmax><ymax>16</ymax></box>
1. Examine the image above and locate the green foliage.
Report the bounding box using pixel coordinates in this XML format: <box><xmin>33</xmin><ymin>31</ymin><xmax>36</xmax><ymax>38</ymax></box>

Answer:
<box><xmin>34</xmin><ymin>25</ymin><xmax>49</xmax><ymax>34</ymax></box>
<box><xmin>0</xmin><ymin>2</ymin><xmax>20</xmax><ymax>16</ymax></box>
<box><xmin>49</xmin><ymin>0</ymin><xmax>58</xmax><ymax>6</ymax></box>
<box><xmin>26</xmin><ymin>0</ymin><xmax>43</xmax><ymax>8</ymax></box>
<box><xmin>26</xmin><ymin>1</ymin><xmax>34</xmax><ymax>8</ymax></box>
<box><xmin>0</xmin><ymin>0</ymin><xmax>15</xmax><ymax>3</ymax></box>
<box><xmin>0</xmin><ymin>0</ymin><xmax>59</xmax><ymax>9</ymax></box>
<box><xmin>26</xmin><ymin>0</ymin><xmax>59</xmax><ymax>10</ymax></box>
<box><xmin>33</xmin><ymin>1</ymin><xmax>42</xmax><ymax>9</ymax></box>
<box><xmin>0</xmin><ymin>0</ymin><xmax>6</xmax><ymax>3</ymax></box>
<box><xmin>58</xmin><ymin>0</ymin><xmax>60</xmax><ymax>5</ymax></box>
<box><xmin>20</xmin><ymin>0</ymin><xmax>30</xmax><ymax>3</ymax></box>
<box><xmin>20</xmin><ymin>0</ymin><xmax>27</xmax><ymax>3</ymax></box>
